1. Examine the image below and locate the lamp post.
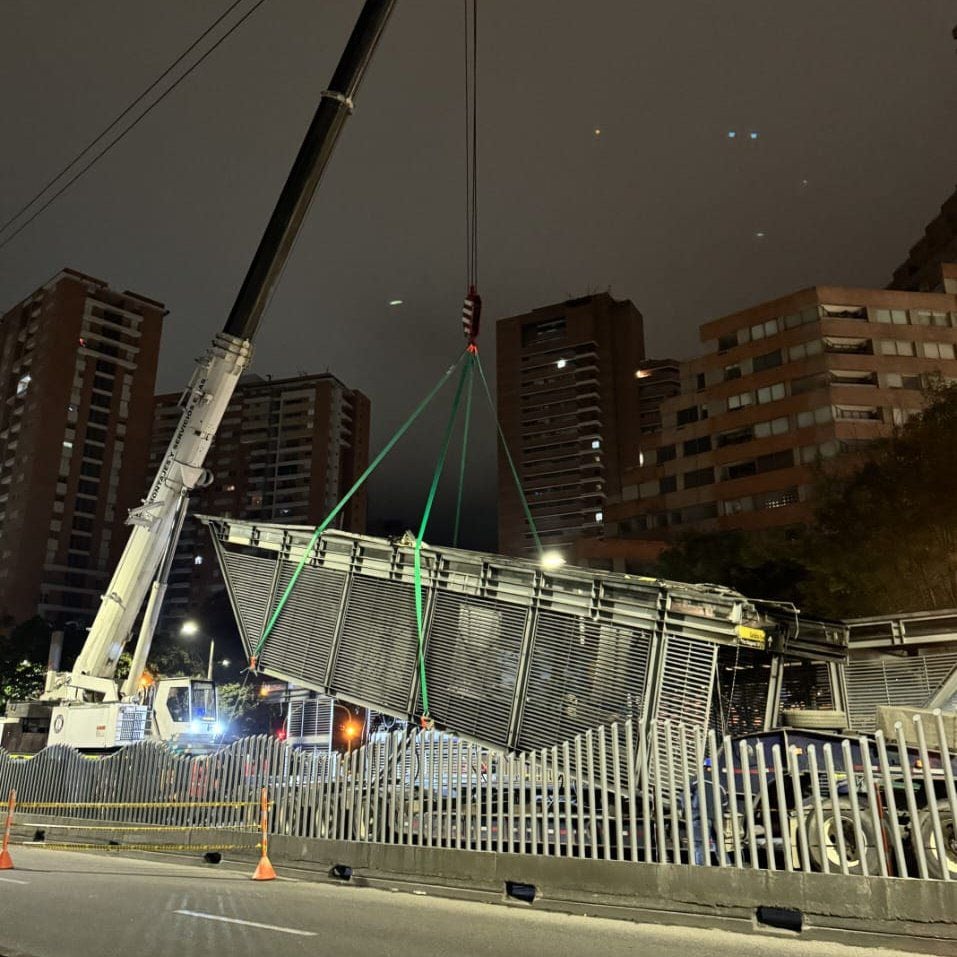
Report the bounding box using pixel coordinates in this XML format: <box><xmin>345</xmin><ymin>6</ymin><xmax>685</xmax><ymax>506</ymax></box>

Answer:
<box><xmin>180</xmin><ymin>619</ymin><xmax>215</xmax><ymax>680</ymax></box>
<box><xmin>333</xmin><ymin>701</ymin><xmax>362</xmax><ymax>754</ymax></box>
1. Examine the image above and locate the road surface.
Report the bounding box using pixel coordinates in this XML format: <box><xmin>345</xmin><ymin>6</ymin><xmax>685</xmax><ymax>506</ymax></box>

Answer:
<box><xmin>0</xmin><ymin>847</ymin><xmax>935</xmax><ymax>957</ymax></box>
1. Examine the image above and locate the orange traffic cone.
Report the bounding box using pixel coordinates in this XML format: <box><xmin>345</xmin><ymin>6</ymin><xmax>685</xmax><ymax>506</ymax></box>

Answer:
<box><xmin>0</xmin><ymin>789</ymin><xmax>15</xmax><ymax>870</ymax></box>
<box><xmin>252</xmin><ymin>851</ymin><xmax>277</xmax><ymax>882</ymax></box>
<box><xmin>251</xmin><ymin>787</ymin><xmax>276</xmax><ymax>881</ymax></box>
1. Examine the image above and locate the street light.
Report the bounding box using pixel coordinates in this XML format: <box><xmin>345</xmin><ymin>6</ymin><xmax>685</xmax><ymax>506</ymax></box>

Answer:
<box><xmin>333</xmin><ymin>701</ymin><xmax>364</xmax><ymax>754</ymax></box>
<box><xmin>180</xmin><ymin>619</ymin><xmax>214</xmax><ymax>680</ymax></box>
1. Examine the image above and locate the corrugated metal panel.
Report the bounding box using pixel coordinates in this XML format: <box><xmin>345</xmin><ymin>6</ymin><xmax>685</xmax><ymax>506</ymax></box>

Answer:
<box><xmin>516</xmin><ymin>610</ymin><xmax>651</xmax><ymax>752</ymax></box>
<box><xmin>258</xmin><ymin>563</ymin><xmax>347</xmax><ymax>687</ymax></box>
<box><xmin>845</xmin><ymin>653</ymin><xmax>957</xmax><ymax>731</ymax></box>
<box><xmin>424</xmin><ymin>593</ymin><xmax>526</xmax><ymax>746</ymax></box>
<box><xmin>220</xmin><ymin>551</ymin><xmax>275</xmax><ymax>652</ymax></box>
<box><xmin>331</xmin><ymin>576</ymin><xmax>419</xmax><ymax>714</ymax></box>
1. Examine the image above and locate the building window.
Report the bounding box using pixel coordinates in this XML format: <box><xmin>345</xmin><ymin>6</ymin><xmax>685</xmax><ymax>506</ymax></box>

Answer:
<box><xmin>923</xmin><ymin>341</ymin><xmax>956</xmax><ymax>360</ymax></box>
<box><xmin>879</xmin><ymin>339</ymin><xmax>916</xmax><ymax>357</ymax></box>
<box><xmin>756</xmin><ymin>449</ymin><xmax>795</xmax><ymax>473</ymax></box>
<box><xmin>752</xmin><ymin>349</ymin><xmax>782</xmax><ymax>372</ymax></box>
<box><xmin>676</xmin><ymin>406</ymin><xmax>700</xmax><ymax>426</ymax></box>
<box><xmin>727</xmin><ymin>391</ymin><xmax>753</xmax><ymax>411</ymax></box>
<box><xmin>682</xmin><ymin>435</ymin><xmax>711</xmax><ymax>456</ymax></box>
<box><xmin>723</xmin><ymin>363</ymin><xmax>741</xmax><ymax>381</ymax></box>
<box><xmin>835</xmin><ymin>406</ymin><xmax>882</xmax><ymax>421</ymax></box>
<box><xmin>521</xmin><ymin>317</ymin><xmax>566</xmax><ymax>346</ymax></box>
<box><xmin>756</xmin><ymin>382</ymin><xmax>786</xmax><ymax>404</ymax></box>
<box><xmin>716</xmin><ymin>426</ymin><xmax>752</xmax><ymax>447</ymax></box>
<box><xmin>717</xmin><ymin>333</ymin><xmax>737</xmax><ymax>353</ymax></box>
<box><xmin>659</xmin><ymin>475</ymin><xmax>677</xmax><ymax>494</ymax></box>
<box><xmin>873</xmin><ymin>308</ymin><xmax>909</xmax><ymax>325</ymax></box>
<box><xmin>821</xmin><ymin>304</ymin><xmax>866</xmax><ymax>320</ymax></box>
<box><xmin>754</xmin><ymin>416</ymin><xmax>789</xmax><ymax>438</ymax></box>
<box><xmin>757</xmin><ymin>487</ymin><xmax>799</xmax><ymax>510</ymax></box>
<box><xmin>828</xmin><ymin>370</ymin><xmax>878</xmax><ymax>386</ymax></box>
<box><xmin>750</xmin><ymin>318</ymin><xmax>780</xmax><ymax>341</ymax></box>
<box><xmin>723</xmin><ymin>460</ymin><xmax>757</xmax><ymax>480</ymax></box>
<box><xmin>791</xmin><ymin>373</ymin><xmax>827</xmax><ymax>396</ymax></box>
<box><xmin>913</xmin><ymin>311</ymin><xmax>952</xmax><ymax>328</ymax></box>
<box><xmin>658</xmin><ymin>444</ymin><xmax>676</xmax><ymax>463</ymax></box>
<box><xmin>683</xmin><ymin>467</ymin><xmax>714</xmax><ymax>489</ymax></box>
<box><xmin>695</xmin><ymin>372</ymin><xmax>706</xmax><ymax>390</ymax></box>
<box><xmin>788</xmin><ymin>339</ymin><xmax>823</xmax><ymax>362</ymax></box>
<box><xmin>796</xmin><ymin>406</ymin><xmax>832</xmax><ymax>428</ymax></box>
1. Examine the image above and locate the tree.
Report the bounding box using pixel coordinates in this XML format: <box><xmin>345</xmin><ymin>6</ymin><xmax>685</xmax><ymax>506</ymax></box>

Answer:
<box><xmin>655</xmin><ymin>528</ymin><xmax>809</xmax><ymax>606</ymax></box>
<box><xmin>0</xmin><ymin>617</ymin><xmax>51</xmax><ymax>712</ymax></box>
<box><xmin>800</xmin><ymin>381</ymin><xmax>957</xmax><ymax>617</ymax></box>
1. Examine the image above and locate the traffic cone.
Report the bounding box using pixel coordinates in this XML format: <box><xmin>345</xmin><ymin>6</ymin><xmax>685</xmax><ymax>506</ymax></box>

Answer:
<box><xmin>252</xmin><ymin>849</ymin><xmax>277</xmax><ymax>882</ymax></box>
<box><xmin>251</xmin><ymin>787</ymin><xmax>276</xmax><ymax>881</ymax></box>
<box><xmin>0</xmin><ymin>790</ymin><xmax>15</xmax><ymax>870</ymax></box>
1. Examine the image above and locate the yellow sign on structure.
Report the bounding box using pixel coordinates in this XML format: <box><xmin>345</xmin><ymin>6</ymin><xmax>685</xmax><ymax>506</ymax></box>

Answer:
<box><xmin>736</xmin><ymin>625</ymin><xmax>767</xmax><ymax>648</ymax></box>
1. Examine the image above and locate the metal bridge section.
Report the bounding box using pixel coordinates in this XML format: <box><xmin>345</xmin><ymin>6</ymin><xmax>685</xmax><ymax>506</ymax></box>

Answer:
<box><xmin>201</xmin><ymin>518</ymin><xmax>841</xmax><ymax>754</ymax></box>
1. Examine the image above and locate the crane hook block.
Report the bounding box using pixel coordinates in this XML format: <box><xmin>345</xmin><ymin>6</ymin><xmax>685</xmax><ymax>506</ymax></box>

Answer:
<box><xmin>461</xmin><ymin>286</ymin><xmax>482</xmax><ymax>348</ymax></box>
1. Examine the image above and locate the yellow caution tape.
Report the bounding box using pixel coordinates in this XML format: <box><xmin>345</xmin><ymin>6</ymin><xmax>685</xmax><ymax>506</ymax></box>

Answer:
<box><xmin>22</xmin><ymin>842</ymin><xmax>255</xmax><ymax>852</ymax></box>
<box><xmin>17</xmin><ymin>801</ymin><xmax>263</xmax><ymax>809</ymax></box>
<box><xmin>18</xmin><ymin>822</ymin><xmax>259</xmax><ymax>832</ymax></box>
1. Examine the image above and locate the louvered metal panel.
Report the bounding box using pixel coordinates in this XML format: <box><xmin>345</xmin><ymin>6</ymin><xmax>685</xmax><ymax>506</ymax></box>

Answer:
<box><xmin>656</xmin><ymin>634</ymin><xmax>718</xmax><ymax>729</ymax></box>
<box><xmin>219</xmin><ymin>550</ymin><xmax>275</xmax><ymax>648</ymax></box>
<box><xmin>423</xmin><ymin>593</ymin><xmax>526</xmax><ymax>746</ymax></box>
<box><xmin>845</xmin><ymin>653</ymin><xmax>957</xmax><ymax>731</ymax></box>
<box><xmin>516</xmin><ymin>610</ymin><xmax>651</xmax><ymax>751</ymax></box>
<box><xmin>258</xmin><ymin>564</ymin><xmax>346</xmax><ymax>687</ymax></box>
<box><xmin>332</xmin><ymin>576</ymin><xmax>419</xmax><ymax>713</ymax></box>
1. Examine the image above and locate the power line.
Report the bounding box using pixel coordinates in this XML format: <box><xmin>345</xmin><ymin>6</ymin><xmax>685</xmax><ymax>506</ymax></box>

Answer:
<box><xmin>0</xmin><ymin>0</ymin><xmax>270</xmax><ymax>253</ymax></box>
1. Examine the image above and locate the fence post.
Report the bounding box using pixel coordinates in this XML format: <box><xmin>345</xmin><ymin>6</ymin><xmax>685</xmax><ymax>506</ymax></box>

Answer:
<box><xmin>252</xmin><ymin>787</ymin><xmax>276</xmax><ymax>881</ymax></box>
<box><xmin>0</xmin><ymin>789</ymin><xmax>15</xmax><ymax>869</ymax></box>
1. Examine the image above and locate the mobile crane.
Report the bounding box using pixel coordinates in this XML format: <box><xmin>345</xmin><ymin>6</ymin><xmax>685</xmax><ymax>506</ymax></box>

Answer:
<box><xmin>0</xmin><ymin>0</ymin><xmax>398</xmax><ymax>753</ymax></box>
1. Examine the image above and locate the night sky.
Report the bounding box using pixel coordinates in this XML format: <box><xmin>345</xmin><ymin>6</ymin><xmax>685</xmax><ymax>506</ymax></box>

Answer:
<box><xmin>1</xmin><ymin>1</ymin><xmax>955</xmax><ymax>552</ymax></box>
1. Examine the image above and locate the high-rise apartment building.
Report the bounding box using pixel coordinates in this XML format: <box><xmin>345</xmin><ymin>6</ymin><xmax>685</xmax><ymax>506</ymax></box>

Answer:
<box><xmin>891</xmin><ymin>188</ymin><xmax>957</xmax><ymax>292</ymax></box>
<box><xmin>606</xmin><ymin>277</ymin><xmax>957</xmax><ymax>539</ymax></box>
<box><xmin>495</xmin><ymin>293</ymin><xmax>645</xmax><ymax>559</ymax></box>
<box><xmin>635</xmin><ymin>359</ymin><xmax>681</xmax><ymax>436</ymax></box>
<box><xmin>0</xmin><ymin>268</ymin><xmax>164</xmax><ymax>625</ymax></box>
<box><xmin>149</xmin><ymin>372</ymin><xmax>370</xmax><ymax>632</ymax></box>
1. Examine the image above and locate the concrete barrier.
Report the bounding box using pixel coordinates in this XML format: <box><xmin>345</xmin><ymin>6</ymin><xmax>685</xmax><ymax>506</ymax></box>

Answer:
<box><xmin>14</xmin><ymin>817</ymin><xmax>957</xmax><ymax>954</ymax></box>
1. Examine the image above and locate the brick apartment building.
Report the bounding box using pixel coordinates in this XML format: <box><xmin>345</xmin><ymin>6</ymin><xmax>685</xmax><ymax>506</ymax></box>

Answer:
<box><xmin>606</xmin><ymin>268</ymin><xmax>957</xmax><ymax>541</ymax></box>
<box><xmin>150</xmin><ymin>371</ymin><xmax>370</xmax><ymax>634</ymax></box>
<box><xmin>891</xmin><ymin>186</ymin><xmax>957</xmax><ymax>293</ymax></box>
<box><xmin>495</xmin><ymin>293</ymin><xmax>645</xmax><ymax>559</ymax></box>
<box><xmin>0</xmin><ymin>269</ymin><xmax>163</xmax><ymax>625</ymax></box>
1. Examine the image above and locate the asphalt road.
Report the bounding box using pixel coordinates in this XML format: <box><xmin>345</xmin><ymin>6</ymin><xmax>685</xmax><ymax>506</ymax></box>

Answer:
<box><xmin>0</xmin><ymin>847</ymin><xmax>934</xmax><ymax>957</ymax></box>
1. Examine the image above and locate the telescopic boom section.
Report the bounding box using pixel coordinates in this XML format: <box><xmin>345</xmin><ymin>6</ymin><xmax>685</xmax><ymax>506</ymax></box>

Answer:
<box><xmin>53</xmin><ymin>0</ymin><xmax>398</xmax><ymax>699</ymax></box>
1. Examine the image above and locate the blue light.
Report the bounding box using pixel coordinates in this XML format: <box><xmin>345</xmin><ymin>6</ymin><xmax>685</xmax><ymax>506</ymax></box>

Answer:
<box><xmin>749</xmin><ymin>131</ymin><xmax>759</xmax><ymax>140</ymax></box>
<box><xmin>727</xmin><ymin>131</ymin><xmax>736</xmax><ymax>139</ymax></box>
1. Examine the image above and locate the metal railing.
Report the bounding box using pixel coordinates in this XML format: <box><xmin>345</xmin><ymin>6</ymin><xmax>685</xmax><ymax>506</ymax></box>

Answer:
<box><xmin>1</xmin><ymin>713</ymin><xmax>953</xmax><ymax>881</ymax></box>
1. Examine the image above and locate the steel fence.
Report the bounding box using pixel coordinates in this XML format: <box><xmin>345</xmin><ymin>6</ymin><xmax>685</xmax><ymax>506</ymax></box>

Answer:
<box><xmin>1</xmin><ymin>713</ymin><xmax>953</xmax><ymax>881</ymax></box>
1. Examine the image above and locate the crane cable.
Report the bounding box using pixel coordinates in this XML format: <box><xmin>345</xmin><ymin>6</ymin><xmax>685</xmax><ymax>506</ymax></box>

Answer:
<box><xmin>0</xmin><ymin>0</ymin><xmax>270</xmax><ymax>253</ymax></box>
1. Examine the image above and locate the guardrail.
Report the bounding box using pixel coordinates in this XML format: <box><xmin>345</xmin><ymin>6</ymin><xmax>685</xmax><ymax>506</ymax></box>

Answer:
<box><xmin>1</xmin><ymin>714</ymin><xmax>953</xmax><ymax>882</ymax></box>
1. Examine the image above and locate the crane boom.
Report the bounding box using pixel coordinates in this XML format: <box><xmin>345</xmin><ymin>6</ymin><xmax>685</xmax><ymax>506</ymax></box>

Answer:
<box><xmin>46</xmin><ymin>0</ymin><xmax>398</xmax><ymax>701</ymax></box>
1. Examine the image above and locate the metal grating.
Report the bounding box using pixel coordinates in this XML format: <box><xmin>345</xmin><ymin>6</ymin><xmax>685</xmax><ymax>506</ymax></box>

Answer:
<box><xmin>845</xmin><ymin>652</ymin><xmax>957</xmax><ymax>731</ymax></box>
<box><xmin>424</xmin><ymin>593</ymin><xmax>526</xmax><ymax>746</ymax></box>
<box><xmin>221</xmin><ymin>550</ymin><xmax>275</xmax><ymax>651</ymax></box>
<box><xmin>516</xmin><ymin>610</ymin><xmax>651</xmax><ymax>752</ymax></box>
<box><xmin>332</xmin><ymin>576</ymin><xmax>419</xmax><ymax>713</ymax></box>
<box><xmin>258</xmin><ymin>563</ymin><xmax>346</xmax><ymax>687</ymax></box>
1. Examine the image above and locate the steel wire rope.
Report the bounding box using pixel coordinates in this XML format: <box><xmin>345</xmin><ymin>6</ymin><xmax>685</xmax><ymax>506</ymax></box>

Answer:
<box><xmin>0</xmin><ymin>0</ymin><xmax>271</xmax><ymax>253</ymax></box>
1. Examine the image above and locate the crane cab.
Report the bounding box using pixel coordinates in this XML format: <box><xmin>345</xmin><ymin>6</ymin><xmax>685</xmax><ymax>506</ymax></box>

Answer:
<box><xmin>150</xmin><ymin>677</ymin><xmax>223</xmax><ymax>753</ymax></box>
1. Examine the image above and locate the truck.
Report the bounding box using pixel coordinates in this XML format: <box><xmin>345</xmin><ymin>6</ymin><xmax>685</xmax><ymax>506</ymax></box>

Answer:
<box><xmin>0</xmin><ymin>0</ymin><xmax>399</xmax><ymax>753</ymax></box>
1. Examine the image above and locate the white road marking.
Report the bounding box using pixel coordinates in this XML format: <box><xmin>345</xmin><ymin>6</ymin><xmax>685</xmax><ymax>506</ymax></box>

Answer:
<box><xmin>173</xmin><ymin>910</ymin><xmax>316</xmax><ymax>937</ymax></box>
<box><xmin>0</xmin><ymin>876</ymin><xmax>30</xmax><ymax>884</ymax></box>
